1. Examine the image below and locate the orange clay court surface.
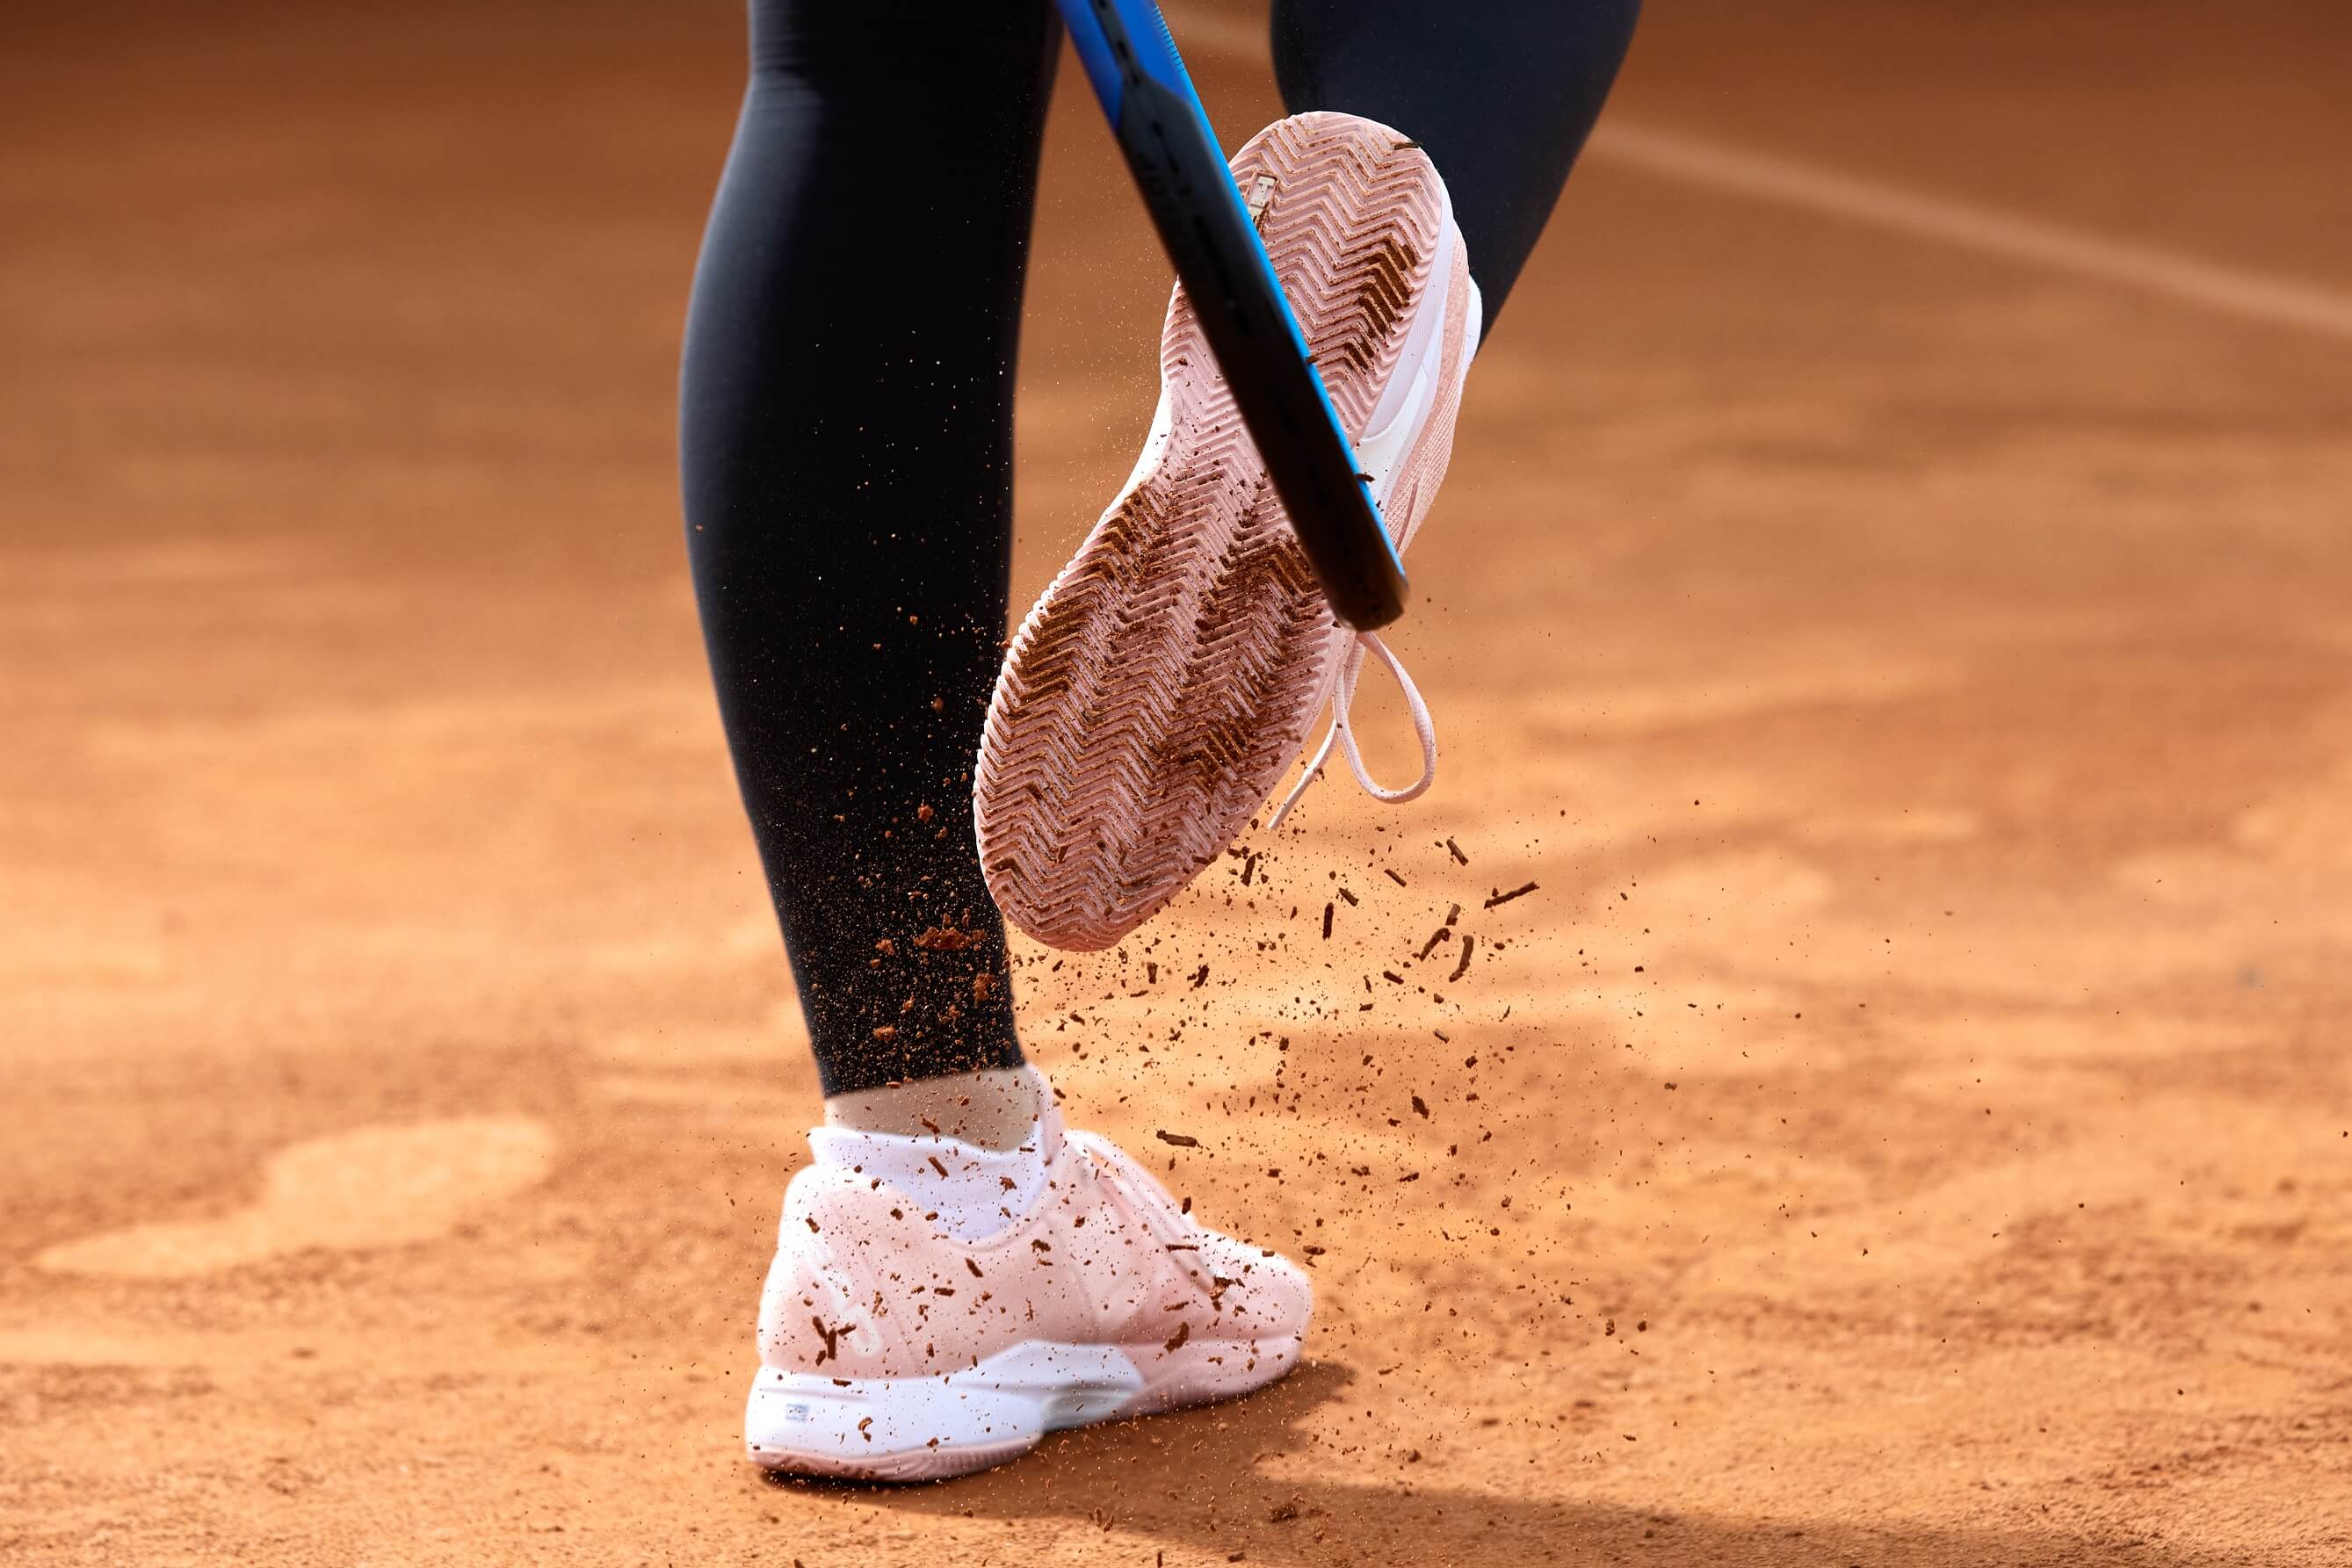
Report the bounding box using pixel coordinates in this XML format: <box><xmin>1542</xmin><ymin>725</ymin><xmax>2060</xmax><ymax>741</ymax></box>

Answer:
<box><xmin>5</xmin><ymin>2</ymin><xmax>2352</xmax><ymax>1564</ymax></box>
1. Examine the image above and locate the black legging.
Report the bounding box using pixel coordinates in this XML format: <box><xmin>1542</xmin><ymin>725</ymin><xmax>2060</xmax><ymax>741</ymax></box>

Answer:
<box><xmin>679</xmin><ymin>0</ymin><xmax>1639</xmax><ymax>1097</ymax></box>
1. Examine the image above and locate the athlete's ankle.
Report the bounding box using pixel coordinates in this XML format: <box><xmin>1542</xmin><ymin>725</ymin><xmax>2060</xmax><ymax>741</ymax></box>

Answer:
<box><xmin>810</xmin><ymin>1066</ymin><xmax>1052</xmax><ymax>1243</ymax></box>
<box><xmin>822</xmin><ymin>1063</ymin><xmax>1044</xmax><ymax>1151</ymax></box>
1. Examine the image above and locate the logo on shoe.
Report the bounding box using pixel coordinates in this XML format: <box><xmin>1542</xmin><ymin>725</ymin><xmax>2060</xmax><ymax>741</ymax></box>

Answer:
<box><xmin>1246</xmin><ymin>174</ymin><xmax>1277</xmax><ymax>231</ymax></box>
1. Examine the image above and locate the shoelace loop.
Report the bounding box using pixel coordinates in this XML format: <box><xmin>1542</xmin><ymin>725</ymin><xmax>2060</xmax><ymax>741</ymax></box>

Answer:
<box><xmin>1266</xmin><ymin>629</ymin><xmax>1437</xmax><ymax>831</ymax></box>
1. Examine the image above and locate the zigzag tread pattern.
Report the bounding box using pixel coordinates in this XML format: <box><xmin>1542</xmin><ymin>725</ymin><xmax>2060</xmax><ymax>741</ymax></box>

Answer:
<box><xmin>975</xmin><ymin>112</ymin><xmax>1466</xmax><ymax>950</ymax></box>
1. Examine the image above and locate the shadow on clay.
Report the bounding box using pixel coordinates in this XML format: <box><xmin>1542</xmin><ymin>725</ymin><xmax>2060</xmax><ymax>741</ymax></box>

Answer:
<box><xmin>762</xmin><ymin>1359</ymin><xmax>2238</xmax><ymax>1567</ymax></box>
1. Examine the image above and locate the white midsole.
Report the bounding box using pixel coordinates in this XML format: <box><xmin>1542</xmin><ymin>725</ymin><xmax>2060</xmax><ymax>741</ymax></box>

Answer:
<box><xmin>1358</xmin><ymin>191</ymin><xmax>1483</xmax><ymax>516</ymax></box>
<box><xmin>1356</xmin><ymin>182</ymin><xmax>1460</xmax><ymax>481</ymax></box>
<box><xmin>743</xmin><ymin>1333</ymin><xmax>1302</xmax><ymax>1470</ymax></box>
<box><xmin>746</xmin><ymin>1340</ymin><xmax>1138</xmax><ymax>1466</ymax></box>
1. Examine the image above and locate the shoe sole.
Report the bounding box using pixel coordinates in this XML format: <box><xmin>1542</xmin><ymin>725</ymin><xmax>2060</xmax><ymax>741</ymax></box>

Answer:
<box><xmin>975</xmin><ymin>112</ymin><xmax>1472</xmax><ymax>950</ymax></box>
<box><xmin>743</xmin><ymin>1332</ymin><xmax>1305</xmax><ymax>1482</ymax></box>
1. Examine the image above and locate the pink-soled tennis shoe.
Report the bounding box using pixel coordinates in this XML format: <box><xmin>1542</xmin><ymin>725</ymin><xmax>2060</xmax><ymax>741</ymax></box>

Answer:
<box><xmin>976</xmin><ymin>111</ymin><xmax>1480</xmax><ymax>950</ymax></box>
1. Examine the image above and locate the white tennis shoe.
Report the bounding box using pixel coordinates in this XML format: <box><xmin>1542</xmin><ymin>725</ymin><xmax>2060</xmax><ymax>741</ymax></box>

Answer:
<box><xmin>743</xmin><ymin>1089</ymin><xmax>1311</xmax><ymax>1480</ymax></box>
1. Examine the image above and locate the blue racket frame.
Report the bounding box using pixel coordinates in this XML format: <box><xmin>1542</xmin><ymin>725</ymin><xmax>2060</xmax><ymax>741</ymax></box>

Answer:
<box><xmin>1053</xmin><ymin>0</ymin><xmax>1409</xmax><ymax>631</ymax></box>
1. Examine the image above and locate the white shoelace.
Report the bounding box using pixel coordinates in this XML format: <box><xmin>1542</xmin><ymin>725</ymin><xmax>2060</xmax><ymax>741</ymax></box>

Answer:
<box><xmin>1266</xmin><ymin>628</ymin><xmax>1437</xmax><ymax>831</ymax></box>
<box><xmin>1263</xmin><ymin>223</ymin><xmax>1477</xmax><ymax>835</ymax></box>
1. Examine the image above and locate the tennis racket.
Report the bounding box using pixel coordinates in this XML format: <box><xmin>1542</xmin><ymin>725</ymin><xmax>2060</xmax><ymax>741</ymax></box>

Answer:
<box><xmin>1053</xmin><ymin>0</ymin><xmax>1409</xmax><ymax>632</ymax></box>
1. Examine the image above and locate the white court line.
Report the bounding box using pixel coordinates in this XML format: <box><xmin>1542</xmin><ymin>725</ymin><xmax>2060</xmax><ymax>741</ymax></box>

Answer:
<box><xmin>1582</xmin><ymin>123</ymin><xmax>2352</xmax><ymax>343</ymax></box>
<box><xmin>1165</xmin><ymin>7</ymin><xmax>2352</xmax><ymax>343</ymax></box>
